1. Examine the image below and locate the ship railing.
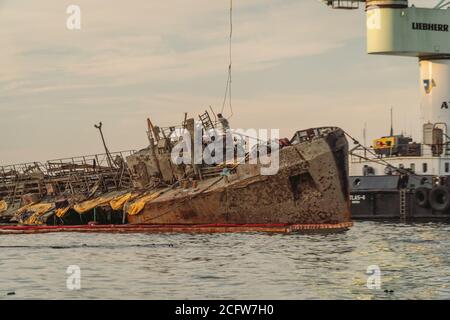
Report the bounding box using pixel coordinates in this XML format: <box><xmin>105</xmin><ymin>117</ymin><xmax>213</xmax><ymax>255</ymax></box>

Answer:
<box><xmin>0</xmin><ymin>150</ymin><xmax>136</xmax><ymax>181</ymax></box>
<box><xmin>0</xmin><ymin>162</ymin><xmax>47</xmax><ymax>183</ymax></box>
<box><xmin>45</xmin><ymin>150</ymin><xmax>136</xmax><ymax>177</ymax></box>
<box><xmin>0</xmin><ymin>150</ymin><xmax>136</xmax><ymax>204</ymax></box>
<box><xmin>291</xmin><ymin>127</ymin><xmax>338</xmax><ymax>144</ymax></box>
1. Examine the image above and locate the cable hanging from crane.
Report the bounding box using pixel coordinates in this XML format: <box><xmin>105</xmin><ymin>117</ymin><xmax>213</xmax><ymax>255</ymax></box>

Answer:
<box><xmin>221</xmin><ymin>0</ymin><xmax>233</xmax><ymax>118</ymax></box>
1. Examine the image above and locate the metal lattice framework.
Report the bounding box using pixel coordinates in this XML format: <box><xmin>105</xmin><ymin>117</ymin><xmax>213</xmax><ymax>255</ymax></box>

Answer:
<box><xmin>323</xmin><ymin>0</ymin><xmax>362</xmax><ymax>9</ymax></box>
<box><xmin>0</xmin><ymin>150</ymin><xmax>136</xmax><ymax>207</ymax></box>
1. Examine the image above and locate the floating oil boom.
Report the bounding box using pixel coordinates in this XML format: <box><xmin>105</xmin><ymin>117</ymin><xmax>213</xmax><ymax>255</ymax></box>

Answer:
<box><xmin>323</xmin><ymin>1</ymin><xmax>450</xmax><ymax>219</ymax></box>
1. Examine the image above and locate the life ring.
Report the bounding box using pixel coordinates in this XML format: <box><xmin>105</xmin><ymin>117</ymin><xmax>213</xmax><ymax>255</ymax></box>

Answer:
<box><xmin>429</xmin><ymin>186</ymin><xmax>450</xmax><ymax>212</ymax></box>
<box><xmin>414</xmin><ymin>187</ymin><xmax>429</xmax><ymax>208</ymax></box>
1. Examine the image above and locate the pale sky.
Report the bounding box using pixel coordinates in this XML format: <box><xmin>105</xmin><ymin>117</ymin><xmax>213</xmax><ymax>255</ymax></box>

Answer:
<box><xmin>0</xmin><ymin>0</ymin><xmax>437</xmax><ymax>165</ymax></box>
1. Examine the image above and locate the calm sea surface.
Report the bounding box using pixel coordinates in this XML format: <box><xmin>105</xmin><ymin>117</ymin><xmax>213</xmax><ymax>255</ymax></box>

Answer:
<box><xmin>0</xmin><ymin>221</ymin><xmax>449</xmax><ymax>300</ymax></box>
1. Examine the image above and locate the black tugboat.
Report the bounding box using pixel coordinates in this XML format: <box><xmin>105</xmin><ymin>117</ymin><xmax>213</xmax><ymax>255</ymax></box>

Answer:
<box><xmin>349</xmin><ymin>126</ymin><xmax>450</xmax><ymax>221</ymax></box>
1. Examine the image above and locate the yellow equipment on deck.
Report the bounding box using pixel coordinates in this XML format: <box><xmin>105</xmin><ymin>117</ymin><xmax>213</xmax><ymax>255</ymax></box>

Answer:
<box><xmin>373</xmin><ymin>135</ymin><xmax>421</xmax><ymax>157</ymax></box>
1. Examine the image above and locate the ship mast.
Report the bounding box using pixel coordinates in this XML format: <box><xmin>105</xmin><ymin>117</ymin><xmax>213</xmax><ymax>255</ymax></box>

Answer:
<box><xmin>390</xmin><ymin>107</ymin><xmax>394</xmax><ymax>137</ymax></box>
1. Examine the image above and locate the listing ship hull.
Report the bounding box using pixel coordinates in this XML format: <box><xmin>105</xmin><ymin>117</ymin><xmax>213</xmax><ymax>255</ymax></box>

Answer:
<box><xmin>128</xmin><ymin>128</ymin><xmax>351</xmax><ymax>227</ymax></box>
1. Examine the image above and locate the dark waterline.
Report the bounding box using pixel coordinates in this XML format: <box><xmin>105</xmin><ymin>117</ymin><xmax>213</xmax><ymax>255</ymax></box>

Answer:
<box><xmin>0</xmin><ymin>221</ymin><xmax>449</xmax><ymax>299</ymax></box>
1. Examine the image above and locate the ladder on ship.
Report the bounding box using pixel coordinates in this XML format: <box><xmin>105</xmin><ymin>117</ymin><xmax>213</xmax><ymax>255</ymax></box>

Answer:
<box><xmin>400</xmin><ymin>189</ymin><xmax>407</xmax><ymax>222</ymax></box>
<box><xmin>199</xmin><ymin>111</ymin><xmax>215</xmax><ymax>131</ymax></box>
<box><xmin>9</xmin><ymin>182</ymin><xmax>24</xmax><ymax>207</ymax></box>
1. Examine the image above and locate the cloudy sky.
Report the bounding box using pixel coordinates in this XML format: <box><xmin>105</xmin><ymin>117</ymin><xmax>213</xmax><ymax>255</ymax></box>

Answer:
<box><xmin>0</xmin><ymin>0</ymin><xmax>437</xmax><ymax>164</ymax></box>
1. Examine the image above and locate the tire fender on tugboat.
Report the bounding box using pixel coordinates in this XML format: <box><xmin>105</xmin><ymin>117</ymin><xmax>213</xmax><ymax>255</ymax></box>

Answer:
<box><xmin>414</xmin><ymin>187</ymin><xmax>430</xmax><ymax>208</ymax></box>
<box><xmin>429</xmin><ymin>186</ymin><xmax>450</xmax><ymax>212</ymax></box>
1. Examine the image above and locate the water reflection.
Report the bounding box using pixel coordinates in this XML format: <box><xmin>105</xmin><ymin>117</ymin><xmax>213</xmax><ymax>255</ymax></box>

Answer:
<box><xmin>0</xmin><ymin>221</ymin><xmax>449</xmax><ymax>299</ymax></box>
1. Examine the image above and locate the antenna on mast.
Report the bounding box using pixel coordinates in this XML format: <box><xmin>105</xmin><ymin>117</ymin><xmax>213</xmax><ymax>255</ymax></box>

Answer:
<box><xmin>390</xmin><ymin>107</ymin><xmax>394</xmax><ymax>136</ymax></box>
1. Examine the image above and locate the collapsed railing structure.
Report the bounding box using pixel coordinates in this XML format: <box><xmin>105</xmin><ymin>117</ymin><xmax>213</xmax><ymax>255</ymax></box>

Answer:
<box><xmin>0</xmin><ymin>151</ymin><xmax>135</xmax><ymax>222</ymax></box>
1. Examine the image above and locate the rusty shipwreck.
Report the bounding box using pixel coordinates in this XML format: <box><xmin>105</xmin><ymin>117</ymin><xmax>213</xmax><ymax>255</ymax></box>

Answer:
<box><xmin>0</xmin><ymin>111</ymin><xmax>352</xmax><ymax>234</ymax></box>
